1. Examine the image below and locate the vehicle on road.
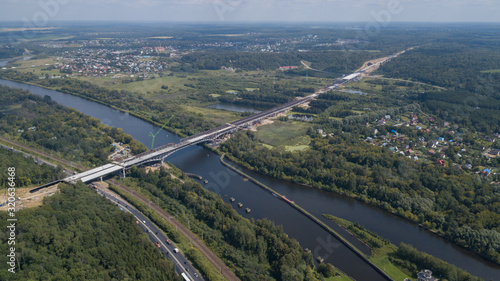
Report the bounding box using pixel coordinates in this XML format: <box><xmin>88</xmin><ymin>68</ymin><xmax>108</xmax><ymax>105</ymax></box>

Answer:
<box><xmin>181</xmin><ymin>272</ymin><xmax>191</xmax><ymax>281</ymax></box>
<box><xmin>173</xmin><ymin>248</ymin><xmax>179</xmax><ymax>253</ymax></box>
<box><xmin>194</xmin><ymin>273</ymin><xmax>198</xmax><ymax>278</ymax></box>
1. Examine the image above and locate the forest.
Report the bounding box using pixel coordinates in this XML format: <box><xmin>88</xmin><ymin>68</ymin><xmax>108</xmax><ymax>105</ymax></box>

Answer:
<box><xmin>378</xmin><ymin>43</ymin><xmax>500</xmax><ymax>133</ymax></box>
<box><xmin>0</xmin><ymin>85</ymin><xmax>147</xmax><ymax>167</ymax></box>
<box><xmin>221</xmin><ymin>131</ymin><xmax>500</xmax><ymax>264</ymax></box>
<box><xmin>178</xmin><ymin>50</ymin><xmax>374</xmax><ymax>74</ymax></box>
<box><xmin>0</xmin><ymin>182</ymin><xmax>179</xmax><ymax>281</ymax></box>
<box><xmin>0</xmin><ymin>149</ymin><xmax>65</xmax><ymax>188</ymax></box>
<box><xmin>121</xmin><ymin>165</ymin><xmax>329</xmax><ymax>281</ymax></box>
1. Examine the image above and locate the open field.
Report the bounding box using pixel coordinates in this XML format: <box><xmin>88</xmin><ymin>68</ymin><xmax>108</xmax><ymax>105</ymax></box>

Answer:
<box><xmin>0</xmin><ymin>27</ymin><xmax>57</xmax><ymax>32</ymax></box>
<box><xmin>183</xmin><ymin>105</ymin><xmax>241</xmax><ymax>124</ymax></box>
<box><xmin>78</xmin><ymin>74</ymin><xmax>191</xmax><ymax>94</ymax></box>
<box><xmin>0</xmin><ymin>184</ymin><xmax>59</xmax><ymax>211</ymax></box>
<box><xmin>370</xmin><ymin>245</ymin><xmax>412</xmax><ymax>281</ymax></box>
<box><xmin>481</xmin><ymin>69</ymin><xmax>500</xmax><ymax>74</ymax></box>
<box><xmin>255</xmin><ymin>120</ymin><xmax>312</xmax><ymax>148</ymax></box>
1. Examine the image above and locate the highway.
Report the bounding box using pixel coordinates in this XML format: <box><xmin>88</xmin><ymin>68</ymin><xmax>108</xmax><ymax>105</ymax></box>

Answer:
<box><xmin>94</xmin><ymin>183</ymin><xmax>203</xmax><ymax>281</ymax></box>
<box><xmin>1</xmin><ymin>136</ymin><xmax>235</xmax><ymax>281</ymax></box>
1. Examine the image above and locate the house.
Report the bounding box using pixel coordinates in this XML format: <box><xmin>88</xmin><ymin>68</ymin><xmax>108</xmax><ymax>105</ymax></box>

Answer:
<box><xmin>417</xmin><ymin>270</ymin><xmax>438</xmax><ymax>281</ymax></box>
<box><xmin>279</xmin><ymin>66</ymin><xmax>298</xmax><ymax>70</ymax></box>
<box><xmin>489</xmin><ymin>149</ymin><xmax>500</xmax><ymax>157</ymax></box>
<box><xmin>483</xmin><ymin>168</ymin><xmax>491</xmax><ymax>176</ymax></box>
<box><xmin>464</xmin><ymin>164</ymin><xmax>472</xmax><ymax>169</ymax></box>
<box><xmin>430</xmin><ymin>140</ymin><xmax>439</xmax><ymax>148</ymax></box>
<box><xmin>437</xmin><ymin>159</ymin><xmax>445</xmax><ymax>166</ymax></box>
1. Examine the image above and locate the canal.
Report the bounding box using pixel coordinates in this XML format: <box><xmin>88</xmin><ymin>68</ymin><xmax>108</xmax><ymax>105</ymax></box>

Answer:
<box><xmin>1</xmin><ymin>78</ymin><xmax>498</xmax><ymax>281</ymax></box>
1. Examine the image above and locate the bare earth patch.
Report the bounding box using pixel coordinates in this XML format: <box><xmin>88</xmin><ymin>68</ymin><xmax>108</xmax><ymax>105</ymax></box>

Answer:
<box><xmin>0</xmin><ymin>184</ymin><xmax>59</xmax><ymax>211</ymax></box>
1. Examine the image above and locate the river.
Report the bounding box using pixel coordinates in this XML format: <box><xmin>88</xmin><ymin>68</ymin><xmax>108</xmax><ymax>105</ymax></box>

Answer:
<box><xmin>1</xmin><ymin>78</ymin><xmax>498</xmax><ymax>281</ymax></box>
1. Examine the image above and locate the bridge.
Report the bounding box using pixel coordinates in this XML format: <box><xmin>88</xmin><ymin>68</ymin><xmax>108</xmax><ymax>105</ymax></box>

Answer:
<box><xmin>63</xmin><ymin>92</ymin><xmax>326</xmax><ymax>184</ymax></box>
<box><xmin>62</xmin><ymin>51</ymin><xmax>404</xmax><ymax>184</ymax></box>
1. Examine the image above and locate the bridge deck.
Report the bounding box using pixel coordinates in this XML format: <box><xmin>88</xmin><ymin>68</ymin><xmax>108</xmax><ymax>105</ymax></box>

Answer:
<box><xmin>64</xmin><ymin>163</ymin><xmax>119</xmax><ymax>182</ymax></box>
<box><xmin>80</xmin><ymin>165</ymin><xmax>124</xmax><ymax>183</ymax></box>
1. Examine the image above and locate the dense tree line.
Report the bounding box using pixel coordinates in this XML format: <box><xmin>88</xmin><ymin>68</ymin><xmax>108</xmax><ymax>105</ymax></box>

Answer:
<box><xmin>0</xmin><ymin>149</ymin><xmax>65</xmax><ymax>188</ymax></box>
<box><xmin>125</xmin><ymin>166</ymin><xmax>326</xmax><ymax>281</ymax></box>
<box><xmin>0</xmin><ymin>86</ymin><xmax>147</xmax><ymax>167</ymax></box>
<box><xmin>0</xmin><ymin>45</ymin><xmax>23</xmax><ymax>59</ymax></box>
<box><xmin>0</xmin><ymin>183</ymin><xmax>179</xmax><ymax>281</ymax></box>
<box><xmin>178</xmin><ymin>50</ymin><xmax>374</xmax><ymax>74</ymax></box>
<box><xmin>0</xmin><ymin>71</ymin><xmax>217</xmax><ymax>137</ymax></box>
<box><xmin>324</xmin><ymin>215</ymin><xmax>482</xmax><ymax>281</ymax></box>
<box><xmin>221</xmin><ymin>131</ymin><xmax>500</xmax><ymax>264</ymax></box>
<box><xmin>378</xmin><ymin>43</ymin><xmax>500</xmax><ymax>133</ymax></box>
<box><xmin>392</xmin><ymin>243</ymin><xmax>482</xmax><ymax>281</ymax></box>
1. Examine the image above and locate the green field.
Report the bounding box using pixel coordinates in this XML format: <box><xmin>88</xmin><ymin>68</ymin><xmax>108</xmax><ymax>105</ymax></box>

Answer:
<box><xmin>255</xmin><ymin>120</ymin><xmax>312</xmax><ymax>149</ymax></box>
<box><xmin>183</xmin><ymin>105</ymin><xmax>241</xmax><ymax>124</ymax></box>
<box><xmin>481</xmin><ymin>69</ymin><xmax>500</xmax><ymax>74</ymax></box>
<box><xmin>323</xmin><ymin>214</ymin><xmax>412</xmax><ymax>281</ymax></box>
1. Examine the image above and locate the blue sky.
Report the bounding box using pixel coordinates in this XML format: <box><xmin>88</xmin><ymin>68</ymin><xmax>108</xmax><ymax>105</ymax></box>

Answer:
<box><xmin>1</xmin><ymin>0</ymin><xmax>499</xmax><ymax>23</ymax></box>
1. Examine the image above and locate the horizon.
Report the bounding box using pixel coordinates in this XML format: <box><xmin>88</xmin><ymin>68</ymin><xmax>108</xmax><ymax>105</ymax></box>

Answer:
<box><xmin>2</xmin><ymin>0</ymin><xmax>500</xmax><ymax>24</ymax></box>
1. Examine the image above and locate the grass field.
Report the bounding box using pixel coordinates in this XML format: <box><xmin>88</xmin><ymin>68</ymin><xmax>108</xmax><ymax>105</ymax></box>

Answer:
<box><xmin>370</xmin><ymin>245</ymin><xmax>412</xmax><ymax>281</ymax></box>
<box><xmin>323</xmin><ymin>214</ymin><xmax>412</xmax><ymax>281</ymax></box>
<box><xmin>255</xmin><ymin>120</ymin><xmax>312</xmax><ymax>149</ymax></box>
<box><xmin>78</xmin><ymin>74</ymin><xmax>192</xmax><ymax>95</ymax></box>
<box><xmin>481</xmin><ymin>69</ymin><xmax>500</xmax><ymax>74</ymax></box>
<box><xmin>183</xmin><ymin>105</ymin><xmax>241</xmax><ymax>124</ymax></box>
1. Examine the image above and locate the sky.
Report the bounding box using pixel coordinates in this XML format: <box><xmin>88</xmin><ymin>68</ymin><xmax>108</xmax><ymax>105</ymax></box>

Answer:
<box><xmin>1</xmin><ymin>0</ymin><xmax>499</xmax><ymax>23</ymax></box>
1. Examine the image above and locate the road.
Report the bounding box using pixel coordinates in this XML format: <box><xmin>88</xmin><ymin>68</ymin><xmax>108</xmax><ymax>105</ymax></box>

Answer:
<box><xmin>109</xmin><ymin>180</ymin><xmax>241</xmax><ymax>281</ymax></box>
<box><xmin>94</xmin><ymin>183</ymin><xmax>203</xmax><ymax>280</ymax></box>
<box><xmin>0</xmin><ymin>139</ymin><xmax>238</xmax><ymax>281</ymax></box>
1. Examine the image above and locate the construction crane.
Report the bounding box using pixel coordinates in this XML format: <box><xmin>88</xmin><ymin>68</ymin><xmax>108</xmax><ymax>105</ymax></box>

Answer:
<box><xmin>149</xmin><ymin>115</ymin><xmax>173</xmax><ymax>149</ymax></box>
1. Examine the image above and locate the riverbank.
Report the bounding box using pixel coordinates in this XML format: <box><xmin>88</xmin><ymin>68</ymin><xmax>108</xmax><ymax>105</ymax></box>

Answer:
<box><xmin>323</xmin><ymin>214</ymin><xmax>483</xmax><ymax>281</ymax></box>
<box><xmin>1</xmin><ymin>78</ymin><xmax>497</xmax><ymax>280</ymax></box>
<box><xmin>220</xmin><ymin>154</ymin><xmax>393</xmax><ymax>281</ymax></box>
<box><xmin>0</xmin><ymin>76</ymin><xmax>189</xmax><ymax>139</ymax></box>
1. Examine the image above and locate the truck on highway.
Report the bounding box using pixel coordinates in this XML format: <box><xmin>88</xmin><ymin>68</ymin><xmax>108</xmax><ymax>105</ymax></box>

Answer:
<box><xmin>173</xmin><ymin>248</ymin><xmax>179</xmax><ymax>253</ymax></box>
<box><xmin>181</xmin><ymin>272</ymin><xmax>191</xmax><ymax>281</ymax></box>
